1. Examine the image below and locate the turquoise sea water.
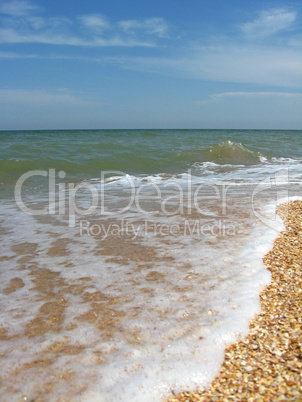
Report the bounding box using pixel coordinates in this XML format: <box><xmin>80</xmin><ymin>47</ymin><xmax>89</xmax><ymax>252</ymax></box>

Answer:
<box><xmin>0</xmin><ymin>129</ymin><xmax>302</xmax><ymax>401</ymax></box>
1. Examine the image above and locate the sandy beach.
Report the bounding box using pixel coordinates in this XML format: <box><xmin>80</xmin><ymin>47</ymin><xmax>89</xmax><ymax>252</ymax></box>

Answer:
<box><xmin>167</xmin><ymin>200</ymin><xmax>302</xmax><ymax>401</ymax></box>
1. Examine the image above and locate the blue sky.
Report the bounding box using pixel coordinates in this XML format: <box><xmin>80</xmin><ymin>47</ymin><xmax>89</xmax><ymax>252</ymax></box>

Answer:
<box><xmin>0</xmin><ymin>0</ymin><xmax>301</xmax><ymax>130</ymax></box>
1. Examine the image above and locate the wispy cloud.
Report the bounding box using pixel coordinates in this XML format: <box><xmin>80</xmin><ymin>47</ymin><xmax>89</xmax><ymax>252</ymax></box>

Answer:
<box><xmin>214</xmin><ymin>91</ymin><xmax>302</xmax><ymax>98</ymax></box>
<box><xmin>119</xmin><ymin>18</ymin><xmax>169</xmax><ymax>38</ymax></box>
<box><xmin>12</xmin><ymin>40</ymin><xmax>300</xmax><ymax>88</ymax></box>
<box><xmin>0</xmin><ymin>0</ymin><xmax>168</xmax><ymax>47</ymax></box>
<box><xmin>1</xmin><ymin>2</ymin><xmax>301</xmax><ymax>90</ymax></box>
<box><xmin>101</xmin><ymin>42</ymin><xmax>302</xmax><ymax>88</ymax></box>
<box><xmin>78</xmin><ymin>14</ymin><xmax>111</xmax><ymax>33</ymax></box>
<box><xmin>198</xmin><ymin>91</ymin><xmax>302</xmax><ymax>104</ymax></box>
<box><xmin>0</xmin><ymin>50</ymin><xmax>36</xmax><ymax>58</ymax></box>
<box><xmin>0</xmin><ymin>0</ymin><xmax>40</xmax><ymax>17</ymax></box>
<box><xmin>240</xmin><ymin>8</ymin><xmax>297</xmax><ymax>38</ymax></box>
<box><xmin>0</xmin><ymin>27</ymin><xmax>155</xmax><ymax>47</ymax></box>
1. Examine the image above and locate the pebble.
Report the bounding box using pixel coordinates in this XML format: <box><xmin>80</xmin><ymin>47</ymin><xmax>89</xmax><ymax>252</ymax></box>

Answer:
<box><xmin>166</xmin><ymin>201</ymin><xmax>302</xmax><ymax>401</ymax></box>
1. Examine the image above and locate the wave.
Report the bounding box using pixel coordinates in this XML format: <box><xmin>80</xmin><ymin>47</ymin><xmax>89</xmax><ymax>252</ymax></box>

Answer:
<box><xmin>200</xmin><ymin>141</ymin><xmax>264</xmax><ymax>166</ymax></box>
<box><xmin>175</xmin><ymin>141</ymin><xmax>264</xmax><ymax>166</ymax></box>
<box><xmin>1</xmin><ymin>136</ymin><xmax>301</xmax><ymax>189</ymax></box>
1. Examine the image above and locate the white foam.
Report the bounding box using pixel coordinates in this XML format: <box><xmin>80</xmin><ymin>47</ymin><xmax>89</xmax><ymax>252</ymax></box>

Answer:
<box><xmin>0</xmin><ymin>176</ymin><xmax>299</xmax><ymax>401</ymax></box>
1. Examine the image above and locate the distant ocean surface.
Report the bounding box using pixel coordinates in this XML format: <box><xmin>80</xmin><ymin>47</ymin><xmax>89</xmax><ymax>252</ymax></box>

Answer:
<box><xmin>1</xmin><ymin>129</ymin><xmax>302</xmax><ymax>401</ymax></box>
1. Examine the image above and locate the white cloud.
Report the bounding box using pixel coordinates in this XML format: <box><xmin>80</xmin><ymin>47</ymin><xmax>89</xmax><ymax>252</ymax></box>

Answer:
<box><xmin>241</xmin><ymin>8</ymin><xmax>297</xmax><ymax>38</ymax></box>
<box><xmin>0</xmin><ymin>28</ymin><xmax>82</xmax><ymax>46</ymax></box>
<box><xmin>198</xmin><ymin>91</ymin><xmax>302</xmax><ymax>104</ymax></box>
<box><xmin>119</xmin><ymin>18</ymin><xmax>168</xmax><ymax>38</ymax></box>
<box><xmin>119</xmin><ymin>19</ymin><xmax>140</xmax><ymax>32</ymax></box>
<box><xmin>192</xmin><ymin>45</ymin><xmax>302</xmax><ymax>88</ymax></box>
<box><xmin>144</xmin><ymin>18</ymin><xmax>168</xmax><ymax>38</ymax></box>
<box><xmin>79</xmin><ymin>14</ymin><xmax>110</xmax><ymax>33</ymax></box>
<box><xmin>102</xmin><ymin>42</ymin><xmax>302</xmax><ymax>88</ymax></box>
<box><xmin>28</xmin><ymin>16</ymin><xmax>45</xmax><ymax>30</ymax></box>
<box><xmin>0</xmin><ymin>1</ymin><xmax>167</xmax><ymax>47</ymax></box>
<box><xmin>216</xmin><ymin>91</ymin><xmax>302</xmax><ymax>98</ymax></box>
<box><xmin>0</xmin><ymin>0</ymin><xmax>40</xmax><ymax>17</ymax></box>
<box><xmin>0</xmin><ymin>2</ymin><xmax>300</xmax><ymax>91</ymax></box>
<box><xmin>0</xmin><ymin>27</ymin><xmax>154</xmax><ymax>47</ymax></box>
<box><xmin>0</xmin><ymin>50</ymin><xmax>36</xmax><ymax>58</ymax></box>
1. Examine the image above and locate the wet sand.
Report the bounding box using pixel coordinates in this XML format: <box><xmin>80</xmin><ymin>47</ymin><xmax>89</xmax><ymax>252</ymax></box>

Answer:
<box><xmin>167</xmin><ymin>200</ymin><xmax>302</xmax><ymax>401</ymax></box>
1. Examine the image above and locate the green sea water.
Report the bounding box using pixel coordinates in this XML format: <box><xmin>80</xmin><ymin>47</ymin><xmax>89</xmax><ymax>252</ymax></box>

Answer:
<box><xmin>1</xmin><ymin>129</ymin><xmax>302</xmax><ymax>187</ymax></box>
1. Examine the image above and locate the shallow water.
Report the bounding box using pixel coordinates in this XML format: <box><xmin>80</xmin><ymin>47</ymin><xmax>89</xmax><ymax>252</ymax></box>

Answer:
<box><xmin>0</xmin><ymin>130</ymin><xmax>302</xmax><ymax>400</ymax></box>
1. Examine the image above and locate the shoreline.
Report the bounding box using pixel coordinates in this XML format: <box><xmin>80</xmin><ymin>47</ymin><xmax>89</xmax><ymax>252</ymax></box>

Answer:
<box><xmin>167</xmin><ymin>200</ymin><xmax>302</xmax><ymax>401</ymax></box>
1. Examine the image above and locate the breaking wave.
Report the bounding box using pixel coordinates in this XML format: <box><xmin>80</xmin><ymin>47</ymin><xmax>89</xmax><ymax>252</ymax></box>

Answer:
<box><xmin>200</xmin><ymin>141</ymin><xmax>263</xmax><ymax>165</ymax></box>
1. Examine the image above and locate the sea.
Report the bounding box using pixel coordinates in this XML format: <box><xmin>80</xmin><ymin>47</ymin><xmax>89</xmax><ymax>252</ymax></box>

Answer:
<box><xmin>0</xmin><ymin>129</ymin><xmax>302</xmax><ymax>401</ymax></box>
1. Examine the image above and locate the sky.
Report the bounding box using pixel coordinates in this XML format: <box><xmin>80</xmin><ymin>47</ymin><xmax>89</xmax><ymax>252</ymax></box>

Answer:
<box><xmin>0</xmin><ymin>0</ymin><xmax>302</xmax><ymax>130</ymax></box>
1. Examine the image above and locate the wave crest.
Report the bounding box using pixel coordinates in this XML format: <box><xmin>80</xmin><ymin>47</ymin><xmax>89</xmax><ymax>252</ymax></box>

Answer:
<box><xmin>201</xmin><ymin>141</ymin><xmax>262</xmax><ymax>165</ymax></box>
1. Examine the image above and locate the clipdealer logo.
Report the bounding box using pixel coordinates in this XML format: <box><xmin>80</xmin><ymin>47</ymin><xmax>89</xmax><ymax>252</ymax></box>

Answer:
<box><xmin>14</xmin><ymin>168</ymin><xmax>289</xmax><ymax>232</ymax></box>
<box><xmin>14</xmin><ymin>169</ymin><xmax>231</xmax><ymax>226</ymax></box>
